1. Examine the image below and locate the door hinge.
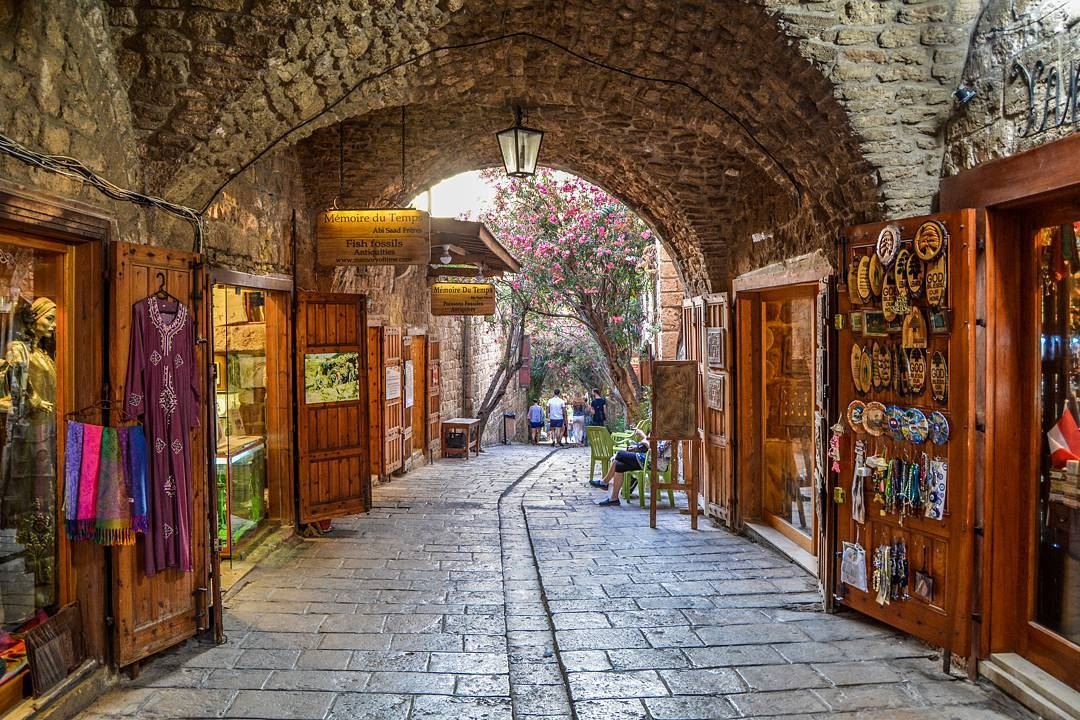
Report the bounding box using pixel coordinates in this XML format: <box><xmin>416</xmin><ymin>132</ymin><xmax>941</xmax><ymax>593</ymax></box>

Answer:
<box><xmin>974</xmin><ymin>525</ymin><xmax>984</xmax><ymax>536</ymax></box>
<box><xmin>971</xmin><ymin>612</ymin><xmax>983</xmax><ymax>623</ymax></box>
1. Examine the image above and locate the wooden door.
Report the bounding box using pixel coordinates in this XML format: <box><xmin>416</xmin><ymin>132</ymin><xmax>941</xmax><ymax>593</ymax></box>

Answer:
<box><xmin>295</xmin><ymin>293</ymin><xmax>370</xmax><ymax>522</ymax></box>
<box><xmin>401</xmin><ymin>336</ymin><xmax>414</xmax><ymax>459</ymax></box>
<box><xmin>382</xmin><ymin>327</ymin><xmax>403</xmax><ymax>474</ymax></box>
<box><xmin>366</xmin><ymin>327</ymin><xmax>383</xmax><ymax>481</ymax></box>
<box><xmin>701</xmin><ymin>294</ymin><xmax>734</xmax><ymax>526</ymax></box>
<box><xmin>681</xmin><ymin>298</ymin><xmax>705</xmax><ymax>502</ymax></box>
<box><xmin>110</xmin><ymin>242</ymin><xmax>208</xmax><ymax>667</ymax></box>
<box><xmin>428</xmin><ymin>340</ymin><xmax>442</xmax><ymax>454</ymax></box>
<box><xmin>835</xmin><ymin>211</ymin><xmax>976</xmax><ymax>656</ymax></box>
<box><xmin>411</xmin><ymin>336</ymin><xmax>426</xmax><ymax>457</ymax></box>
<box><xmin>815</xmin><ymin>278</ymin><xmax>839</xmax><ymax>609</ymax></box>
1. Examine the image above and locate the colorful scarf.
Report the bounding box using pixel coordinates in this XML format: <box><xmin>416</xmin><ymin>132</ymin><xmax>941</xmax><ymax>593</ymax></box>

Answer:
<box><xmin>63</xmin><ymin>421</ymin><xmax>84</xmax><ymax>539</ymax></box>
<box><xmin>124</xmin><ymin>426</ymin><xmax>149</xmax><ymax>534</ymax></box>
<box><xmin>74</xmin><ymin>423</ymin><xmax>103</xmax><ymax>541</ymax></box>
<box><xmin>95</xmin><ymin>427</ymin><xmax>134</xmax><ymax>545</ymax></box>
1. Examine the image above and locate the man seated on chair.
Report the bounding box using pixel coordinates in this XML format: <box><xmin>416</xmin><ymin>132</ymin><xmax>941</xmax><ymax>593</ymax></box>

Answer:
<box><xmin>590</xmin><ymin>428</ymin><xmax>670</xmax><ymax>506</ymax></box>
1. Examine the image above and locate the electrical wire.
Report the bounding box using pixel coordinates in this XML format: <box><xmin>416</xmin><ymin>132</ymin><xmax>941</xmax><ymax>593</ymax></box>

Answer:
<box><xmin>199</xmin><ymin>31</ymin><xmax>803</xmax><ymax>213</ymax></box>
<box><xmin>0</xmin><ymin>132</ymin><xmax>205</xmax><ymax>252</ymax></box>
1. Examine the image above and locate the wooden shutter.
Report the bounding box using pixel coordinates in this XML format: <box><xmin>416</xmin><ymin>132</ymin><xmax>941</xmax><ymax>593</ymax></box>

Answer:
<box><xmin>110</xmin><ymin>242</ymin><xmax>208</xmax><ymax>667</ymax></box>
<box><xmin>401</xmin><ymin>336</ymin><xmax>414</xmax><ymax>459</ymax></box>
<box><xmin>428</xmin><ymin>340</ymin><xmax>442</xmax><ymax>454</ymax></box>
<box><xmin>366</xmin><ymin>327</ymin><xmax>383</xmax><ymax>480</ymax></box>
<box><xmin>680</xmin><ymin>299</ymin><xmax>705</xmax><ymax>500</ymax></box>
<box><xmin>835</xmin><ymin>210</ymin><xmax>976</xmax><ymax>656</ymax></box>
<box><xmin>411</xmin><ymin>336</ymin><xmax>426</xmax><ymax>457</ymax></box>
<box><xmin>702</xmin><ymin>294</ymin><xmax>734</xmax><ymax>525</ymax></box>
<box><xmin>295</xmin><ymin>293</ymin><xmax>370</xmax><ymax>522</ymax></box>
<box><xmin>382</xmin><ymin>327</ymin><xmax>403</xmax><ymax>474</ymax></box>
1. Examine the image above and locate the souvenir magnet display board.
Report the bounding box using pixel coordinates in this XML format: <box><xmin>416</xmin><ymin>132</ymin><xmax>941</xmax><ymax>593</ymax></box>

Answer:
<box><xmin>834</xmin><ymin>211</ymin><xmax>974</xmax><ymax>656</ymax></box>
<box><xmin>651</xmin><ymin>360</ymin><xmax>700</xmax><ymax>440</ymax></box>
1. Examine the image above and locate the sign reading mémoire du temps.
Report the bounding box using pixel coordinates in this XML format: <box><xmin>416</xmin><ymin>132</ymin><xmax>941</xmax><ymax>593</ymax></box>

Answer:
<box><xmin>316</xmin><ymin>209</ymin><xmax>431</xmax><ymax>266</ymax></box>
<box><xmin>430</xmin><ymin>283</ymin><xmax>497</xmax><ymax>316</ymax></box>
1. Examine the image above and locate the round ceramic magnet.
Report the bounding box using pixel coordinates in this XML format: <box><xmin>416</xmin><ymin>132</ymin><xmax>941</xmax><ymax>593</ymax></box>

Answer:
<box><xmin>925</xmin><ymin>253</ymin><xmax>947</xmax><ymax>308</ymax></box>
<box><xmin>929</xmin><ymin>410</ymin><xmax>950</xmax><ymax>445</ymax></box>
<box><xmin>882</xmin><ymin>275</ymin><xmax>898</xmax><ymax>322</ymax></box>
<box><xmin>902</xmin><ymin>307</ymin><xmax>928</xmax><ymax>349</ymax></box>
<box><xmin>851</xmin><ymin>343</ymin><xmax>863</xmax><ymax>390</ymax></box>
<box><xmin>886</xmin><ymin>405</ymin><xmax>905</xmax><ymax>441</ymax></box>
<box><xmin>930</xmin><ymin>351</ymin><xmax>948</xmax><ymax>403</ymax></box>
<box><xmin>857</xmin><ymin>255</ymin><xmax>873</xmax><ymax>303</ymax></box>
<box><xmin>894</xmin><ymin>248</ymin><xmax>911</xmax><ymax>297</ymax></box>
<box><xmin>902</xmin><ymin>407</ymin><xmax>929</xmax><ymax>444</ymax></box>
<box><xmin>876</xmin><ymin>225</ymin><xmax>901</xmax><ymax>266</ymax></box>
<box><xmin>847</xmin><ymin>400</ymin><xmax>867</xmax><ymax>433</ymax></box>
<box><xmin>860</xmin><ymin>349</ymin><xmax>874</xmax><ymax>394</ymax></box>
<box><xmin>906</xmin><ymin>348</ymin><xmax>927</xmax><ymax>395</ymax></box>
<box><xmin>869</xmin><ymin>254</ymin><xmax>885</xmax><ymax>297</ymax></box>
<box><xmin>914</xmin><ymin>220</ymin><xmax>948</xmax><ymax>261</ymax></box>
<box><xmin>906</xmin><ymin>252</ymin><xmax>925</xmax><ymax>297</ymax></box>
<box><xmin>864</xmin><ymin>401</ymin><xmax>887</xmax><ymax>437</ymax></box>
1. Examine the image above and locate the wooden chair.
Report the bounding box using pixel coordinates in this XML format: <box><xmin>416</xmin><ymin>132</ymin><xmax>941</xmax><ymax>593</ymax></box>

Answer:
<box><xmin>586</xmin><ymin>425</ymin><xmax>614</xmax><ymax>481</ymax></box>
<box><xmin>622</xmin><ymin>448</ymin><xmax>675</xmax><ymax>508</ymax></box>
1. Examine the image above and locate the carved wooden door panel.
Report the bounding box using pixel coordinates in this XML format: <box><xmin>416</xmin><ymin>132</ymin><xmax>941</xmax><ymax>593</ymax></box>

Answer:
<box><xmin>836</xmin><ymin>210</ymin><xmax>976</xmax><ymax>655</ymax></box>
<box><xmin>428</xmin><ymin>340</ymin><xmax>441</xmax><ymax>454</ymax></box>
<box><xmin>110</xmin><ymin>242</ymin><xmax>208</xmax><ymax>666</ymax></box>
<box><xmin>680</xmin><ymin>299</ymin><xmax>705</xmax><ymax>498</ymax></box>
<box><xmin>702</xmin><ymin>294</ymin><xmax>734</xmax><ymax>526</ymax></box>
<box><xmin>410</xmin><ymin>336</ymin><xmax>426</xmax><ymax>456</ymax></box>
<box><xmin>401</xmin><ymin>336</ymin><xmax>414</xmax><ymax>459</ymax></box>
<box><xmin>295</xmin><ymin>292</ymin><xmax>370</xmax><ymax>522</ymax></box>
<box><xmin>382</xmin><ymin>327</ymin><xmax>403</xmax><ymax>474</ymax></box>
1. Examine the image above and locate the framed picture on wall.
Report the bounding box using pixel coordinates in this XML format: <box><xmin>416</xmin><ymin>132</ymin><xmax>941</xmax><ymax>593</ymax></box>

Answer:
<box><xmin>651</xmin><ymin>360</ymin><xmax>699</xmax><ymax>440</ymax></box>
<box><xmin>214</xmin><ymin>354</ymin><xmax>226</xmax><ymax>391</ymax></box>
<box><xmin>706</xmin><ymin>328</ymin><xmax>726</xmax><ymax>369</ymax></box>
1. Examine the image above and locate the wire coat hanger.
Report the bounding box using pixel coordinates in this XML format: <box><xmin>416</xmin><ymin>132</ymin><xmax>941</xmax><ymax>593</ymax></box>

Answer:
<box><xmin>151</xmin><ymin>271</ymin><xmax>181</xmax><ymax>305</ymax></box>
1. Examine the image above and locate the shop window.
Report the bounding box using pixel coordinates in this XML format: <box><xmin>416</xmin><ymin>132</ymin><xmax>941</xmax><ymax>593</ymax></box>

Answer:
<box><xmin>0</xmin><ymin>238</ymin><xmax>64</xmax><ymax>701</ymax></box>
<box><xmin>212</xmin><ymin>285</ymin><xmax>269</xmax><ymax>558</ymax></box>
<box><xmin>1035</xmin><ymin>220</ymin><xmax>1080</xmax><ymax>647</ymax></box>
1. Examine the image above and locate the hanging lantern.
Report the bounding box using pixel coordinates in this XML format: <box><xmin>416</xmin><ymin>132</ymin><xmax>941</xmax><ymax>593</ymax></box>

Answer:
<box><xmin>495</xmin><ymin>107</ymin><xmax>544</xmax><ymax>178</ymax></box>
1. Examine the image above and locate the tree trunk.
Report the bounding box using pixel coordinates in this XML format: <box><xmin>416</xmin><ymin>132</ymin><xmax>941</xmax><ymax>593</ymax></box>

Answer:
<box><xmin>474</xmin><ymin>309</ymin><xmax>527</xmax><ymax>441</ymax></box>
<box><xmin>585</xmin><ymin>313</ymin><xmax>643</xmax><ymax>423</ymax></box>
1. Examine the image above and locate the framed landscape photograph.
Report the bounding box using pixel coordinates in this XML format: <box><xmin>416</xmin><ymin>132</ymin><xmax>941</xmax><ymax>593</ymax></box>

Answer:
<box><xmin>863</xmin><ymin>311</ymin><xmax>888</xmax><ymax>337</ymax></box>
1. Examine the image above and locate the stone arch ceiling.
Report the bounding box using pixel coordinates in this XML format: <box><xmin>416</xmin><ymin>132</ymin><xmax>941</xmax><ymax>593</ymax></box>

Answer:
<box><xmin>104</xmin><ymin>0</ymin><xmax>979</xmax><ymax>286</ymax></box>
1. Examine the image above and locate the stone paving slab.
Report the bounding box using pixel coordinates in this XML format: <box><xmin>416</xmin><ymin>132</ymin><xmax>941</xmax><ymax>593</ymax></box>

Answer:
<box><xmin>78</xmin><ymin>445</ymin><xmax>1032</xmax><ymax>720</ymax></box>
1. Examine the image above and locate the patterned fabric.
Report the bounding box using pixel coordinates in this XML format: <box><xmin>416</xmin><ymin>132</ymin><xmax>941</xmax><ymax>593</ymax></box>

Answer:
<box><xmin>94</xmin><ymin>427</ymin><xmax>134</xmax><ymax>546</ymax></box>
<box><xmin>63</xmin><ymin>420</ymin><xmax>84</xmax><ymax>539</ymax></box>
<box><xmin>74</xmin><ymin>423</ymin><xmax>102</xmax><ymax>541</ymax></box>
<box><xmin>124</xmin><ymin>426</ymin><xmax>149</xmax><ymax>534</ymax></box>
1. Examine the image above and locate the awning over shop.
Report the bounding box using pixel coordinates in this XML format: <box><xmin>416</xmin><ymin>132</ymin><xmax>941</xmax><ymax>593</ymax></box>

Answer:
<box><xmin>428</xmin><ymin>218</ymin><xmax>520</xmax><ymax>278</ymax></box>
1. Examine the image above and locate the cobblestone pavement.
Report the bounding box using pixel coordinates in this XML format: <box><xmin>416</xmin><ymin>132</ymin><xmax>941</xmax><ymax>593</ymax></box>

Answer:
<box><xmin>80</xmin><ymin>445</ymin><xmax>1030</xmax><ymax>720</ymax></box>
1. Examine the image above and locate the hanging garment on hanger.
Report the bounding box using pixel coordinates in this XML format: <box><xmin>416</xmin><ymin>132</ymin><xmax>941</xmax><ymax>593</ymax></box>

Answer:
<box><xmin>125</xmin><ymin>296</ymin><xmax>199</xmax><ymax>575</ymax></box>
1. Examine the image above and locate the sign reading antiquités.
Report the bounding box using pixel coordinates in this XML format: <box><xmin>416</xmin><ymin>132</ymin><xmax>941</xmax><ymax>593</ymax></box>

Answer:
<box><xmin>430</xmin><ymin>283</ymin><xmax>497</xmax><ymax>316</ymax></box>
<box><xmin>316</xmin><ymin>209</ymin><xmax>430</xmax><ymax>267</ymax></box>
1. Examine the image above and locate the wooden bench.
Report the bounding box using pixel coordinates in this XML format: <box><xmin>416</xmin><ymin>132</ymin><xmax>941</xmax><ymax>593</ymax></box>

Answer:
<box><xmin>442</xmin><ymin>418</ymin><xmax>480</xmax><ymax>459</ymax></box>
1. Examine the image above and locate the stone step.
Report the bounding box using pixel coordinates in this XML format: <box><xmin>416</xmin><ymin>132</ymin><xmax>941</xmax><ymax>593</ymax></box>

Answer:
<box><xmin>981</xmin><ymin>652</ymin><xmax>1080</xmax><ymax>720</ymax></box>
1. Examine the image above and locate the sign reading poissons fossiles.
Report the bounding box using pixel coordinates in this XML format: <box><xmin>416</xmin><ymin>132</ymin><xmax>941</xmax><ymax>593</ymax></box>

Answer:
<box><xmin>316</xmin><ymin>209</ymin><xmax>430</xmax><ymax>267</ymax></box>
<box><xmin>430</xmin><ymin>283</ymin><xmax>497</xmax><ymax>316</ymax></box>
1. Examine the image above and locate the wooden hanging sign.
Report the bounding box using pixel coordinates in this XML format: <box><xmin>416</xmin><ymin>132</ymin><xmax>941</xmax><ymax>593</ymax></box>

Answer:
<box><xmin>926</xmin><ymin>253</ymin><xmax>948</xmax><ymax>308</ymax></box>
<box><xmin>430</xmin><ymin>282</ymin><xmax>497</xmax><ymax>316</ymax></box>
<box><xmin>931</xmin><ymin>351</ymin><xmax>948</xmax><ymax>403</ymax></box>
<box><xmin>902</xmin><ymin>307</ymin><xmax>928</xmax><ymax>349</ymax></box>
<box><xmin>316</xmin><ymin>209</ymin><xmax>431</xmax><ymax>267</ymax></box>
<box><xmin>907</xmin><ymin>348</ymin><xmax>927</xmax><ymax>395</ymax></box>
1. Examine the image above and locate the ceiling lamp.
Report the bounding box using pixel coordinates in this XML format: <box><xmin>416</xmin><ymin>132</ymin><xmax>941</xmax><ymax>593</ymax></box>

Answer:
<box><xmin>495</xmin><ymin>106</ymin><xmax>544</xmax><ymax>178</ymax></box>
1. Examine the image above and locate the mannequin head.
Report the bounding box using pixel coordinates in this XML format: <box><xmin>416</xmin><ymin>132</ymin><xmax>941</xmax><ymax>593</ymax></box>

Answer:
<box><xmin>27</xmin><ymin>297</ymin><xmax>56</xmax><ymax>340</ymax></box>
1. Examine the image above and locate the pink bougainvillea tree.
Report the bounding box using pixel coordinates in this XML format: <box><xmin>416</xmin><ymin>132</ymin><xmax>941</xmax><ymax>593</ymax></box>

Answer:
<box><xmin>478</xmin><ymin>168</ymin><xmax>657</xmax><ymax>423</ymax></box>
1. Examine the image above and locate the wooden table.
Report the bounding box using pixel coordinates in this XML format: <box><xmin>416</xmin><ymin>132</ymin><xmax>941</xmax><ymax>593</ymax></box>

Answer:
<box><xmin>442</xmin><ymin>418</ymin><xmax>480</xmax><ymax>459</ymax></box>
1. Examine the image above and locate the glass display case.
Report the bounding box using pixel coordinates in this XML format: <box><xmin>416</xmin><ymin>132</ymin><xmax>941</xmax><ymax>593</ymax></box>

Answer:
<box><xmin>213</xmin><ymin>285</ymin><xmax>269</xmax><ymax>558</ymax></box>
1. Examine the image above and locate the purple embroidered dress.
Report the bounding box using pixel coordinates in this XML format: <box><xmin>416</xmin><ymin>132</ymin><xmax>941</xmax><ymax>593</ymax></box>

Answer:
<box><xmin>124</xmin><ymin>298</ymin><xmax>199</xmax><ymax>575</ymax></box>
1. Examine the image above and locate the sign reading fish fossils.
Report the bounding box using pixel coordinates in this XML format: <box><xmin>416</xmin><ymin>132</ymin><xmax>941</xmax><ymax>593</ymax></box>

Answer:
<box><xmin>430</xmin><ymin>283</ymin><xmax>497</xmax><ymax>316</ymax></box>
<box><xmin>316</xmin><ymin>209</ymin><xmax>430</xmax><ymax>266</ymax></box>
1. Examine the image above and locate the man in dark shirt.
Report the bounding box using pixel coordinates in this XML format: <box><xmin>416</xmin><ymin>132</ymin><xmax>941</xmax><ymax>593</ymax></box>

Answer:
<box><xmin>589</xmin><ymin>388</ymin><xmax>607</xmax><ymax>427</ymax></box>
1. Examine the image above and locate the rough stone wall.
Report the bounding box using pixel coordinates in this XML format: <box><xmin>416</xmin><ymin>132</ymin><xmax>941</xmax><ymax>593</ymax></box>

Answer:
<box><xmin>656</xmin><ymin>243</ymin><xmax>685</xmax><ymax>360</ymax></box>
<box><xmin>944</xmin><ymin>0</ymin><xmax>1080</xmax><ymax>175</ymax></box>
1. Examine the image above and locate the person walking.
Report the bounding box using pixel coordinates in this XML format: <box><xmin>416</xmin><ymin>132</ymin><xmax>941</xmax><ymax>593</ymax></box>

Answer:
<box><xmin>571</xmin><ymin>394</ymin><xmax>588</xmax><ymax>446</ymax></box>
<box><xmin>547</xmin><ymin>389</ymin><xmax>567</xmax><ymax>447</ymax></box>
<box><xmin>589</xmin><ymin>388</ymin><xmax>607</xmax><ymax>427</ymax></box>
<box><xmin>527</xmin><ymin>400</ymin><xmax>545</xmax><ymax>445</ymax></box>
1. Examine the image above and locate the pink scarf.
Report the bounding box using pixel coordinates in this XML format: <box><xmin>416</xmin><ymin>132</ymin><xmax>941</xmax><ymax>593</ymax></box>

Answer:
<box><xmin>75</xmin><ymin>423</ymin><xmax>103</xmax><ymax>540</ymax></box>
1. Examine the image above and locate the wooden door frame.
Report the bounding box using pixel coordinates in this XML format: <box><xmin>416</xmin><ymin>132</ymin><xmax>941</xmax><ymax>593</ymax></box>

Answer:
<box><xmin>942</xmin><ymin>136</ymin><xmax>1080</xmax><ymax>687</ymax></box>
<box><xmin>0</xmin><ymin>185</ymin><xmax>114</xmax><ymax>665</ymax></box>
